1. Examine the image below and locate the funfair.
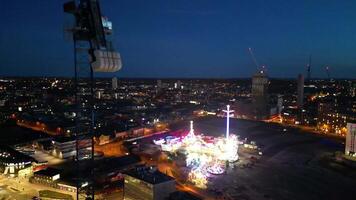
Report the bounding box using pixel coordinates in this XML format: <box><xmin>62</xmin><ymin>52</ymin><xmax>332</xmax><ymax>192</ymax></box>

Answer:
<box><xmin>153</xmin><ymin>105</ymin><xmax>239</xmax><ymax>188</ymax></box>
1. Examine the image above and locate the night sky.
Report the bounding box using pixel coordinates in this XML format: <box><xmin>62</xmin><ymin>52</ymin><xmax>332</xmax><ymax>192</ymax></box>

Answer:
<box><xmin>1</xmin><ymin>0</ymin><xmax>356</xmax><ymax>78</ymax></box>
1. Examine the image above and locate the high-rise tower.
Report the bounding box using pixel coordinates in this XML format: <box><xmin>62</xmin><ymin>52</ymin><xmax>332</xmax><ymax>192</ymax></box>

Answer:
<box><xmin>297</xmin><ymin>74</ymin><xmax>304</xmax><ymax>109</ymax></box>
<box><xmin>112</xmin><ymin>77</ymin><xmax>118</xmax><ymax>90</ymax></box>
<box><xmin>345</xmin><ymin>123</ymin><xmax>356</xmax><ymax>157</ymax></box>
<box><xmin>251</xmin><ymin>70</ymin><xmax>269</xmax><ymax>119</ymax></box>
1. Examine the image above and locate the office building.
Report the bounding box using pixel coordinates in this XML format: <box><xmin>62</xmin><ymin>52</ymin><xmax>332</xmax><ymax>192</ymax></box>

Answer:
<box><xmin>112</xmin><ymin>77</ymin><xmax>118</xmax><ymax>90</ymax></box>
<box><xmin>251</xmin><ymin>70</ymin><xmax>269</xmax><ymax>119</ymax></box>
<box><xmin>345</xmin><ymin>123</ymin><xmax>356</xmax><ymax>157</ymax></box>
<box><xmin>316</xmin><ymin>97</ymin><xmax>353</xmax><ymax>136</ymax></box>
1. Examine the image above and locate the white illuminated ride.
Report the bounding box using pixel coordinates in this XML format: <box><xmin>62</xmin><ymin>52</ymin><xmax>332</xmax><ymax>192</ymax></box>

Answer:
<box><xmin>154</xmin><ymin>105</ymin><xmax>239</xmax><ymax>188</ymax></box>
<box><xmin>207</xmin><ymin>163</ymin><xmax>225</xmax><ymax>175</ymax></box>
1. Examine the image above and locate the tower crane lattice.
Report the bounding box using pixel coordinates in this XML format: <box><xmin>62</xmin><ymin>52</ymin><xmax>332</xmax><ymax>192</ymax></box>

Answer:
<box><xmin>248</xmin><ymin>47</ymin><xmax>266</xmax><ymax>73</ymax></box>
<box><xmin>63</xmin><ymin>0</ymin><xmax>122</xmax><ymax>199</ymax></box>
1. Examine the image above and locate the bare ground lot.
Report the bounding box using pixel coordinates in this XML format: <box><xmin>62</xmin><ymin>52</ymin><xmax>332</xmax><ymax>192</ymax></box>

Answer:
<box><xmin>183</xmin><ymin>117</ymin><xmax>355</xmax><ymax>200</ymax></box>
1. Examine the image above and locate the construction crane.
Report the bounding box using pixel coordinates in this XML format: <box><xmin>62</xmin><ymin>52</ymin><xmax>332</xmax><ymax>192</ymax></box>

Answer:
<box><xmin>306</xmin><ymin>55</ymin><xmax>311</xmax><ymax>81</ymax></box>
<box><xmin>248</xmin><ymin>47</ymin><xmax>260</xmax><ymax>69</ymax></box>
<box><xmin>63</xmin><ymin>0</ymin><xmax>122</xmax><ymax>199</ymax></box>
<box><xmin>248</xmin><ymin>47</ymin><xmax>266</xmax><ymax>73</ymax></box>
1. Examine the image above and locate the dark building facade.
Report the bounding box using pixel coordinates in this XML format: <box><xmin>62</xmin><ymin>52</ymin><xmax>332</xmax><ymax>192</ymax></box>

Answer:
<box><xmin>251</xmin><ymin>71</ymin><xmax>269</xmax><ymax>119</ymax></box>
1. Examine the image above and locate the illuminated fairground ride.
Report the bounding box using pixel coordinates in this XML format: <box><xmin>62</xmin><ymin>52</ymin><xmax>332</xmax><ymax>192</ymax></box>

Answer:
<box><xmin>153</xmin><ymin>105</ymin><xmax>239</xmax><ymax>188</ymax></box>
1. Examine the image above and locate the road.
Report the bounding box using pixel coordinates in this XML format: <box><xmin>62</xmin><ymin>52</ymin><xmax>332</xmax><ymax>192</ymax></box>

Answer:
<box><xmin>17</xmin><ymin>121</ymin><xmax>59</xmax><ymax>136</ymax></box>
<box><xmin>265</xmin><ymin>117</ymin><xmax>345</xmax><ymax>139</ymax></box>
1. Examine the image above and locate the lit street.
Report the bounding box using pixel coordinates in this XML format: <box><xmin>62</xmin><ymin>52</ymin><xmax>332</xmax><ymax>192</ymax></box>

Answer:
<box><xmin>0</xmin><ymin>175</ymin><xmax>75</xmax><ymax>200</ymax></box>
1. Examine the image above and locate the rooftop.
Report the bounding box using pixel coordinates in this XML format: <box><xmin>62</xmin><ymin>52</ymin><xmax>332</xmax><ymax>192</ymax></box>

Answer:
<box><xmin>124</xmin><ymin>165</ymin><xmax>175</xmax><ymax>185</ymax></box>
<box><xmin>96</xmin><ymin>155</ymin><xmax>141</xmax><ymax>174</ymax></box>
<box><xmin>0</xmin><ymin>145</ymin><xmax>36</xmax><ymax>164</ymax></box>
<box><xmin>34</xmin><ymin>167</ymin><xmax>61</xmax><ymax>177</ymax></box>
<box><xmin>52</xmin><ymin>136</ymin><xmax>76</xmax><ymax>143</ymax></box>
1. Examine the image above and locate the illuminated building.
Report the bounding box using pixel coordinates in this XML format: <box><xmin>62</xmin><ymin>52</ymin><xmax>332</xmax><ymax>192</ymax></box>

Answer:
<box><xmin>29</xmin><ymin>168</ymin><xmax>77</xmax><ymax>193</ymax></box>
<box><xmin>112</xmin><ymin>77</ymin><xmax>118</xmax><ymax>90</ymax></box>
<box><xmin>52</xmin><ymin>137</ymin><xmax>76</xmax><ymax>159</ymax></box>
<box><xmin>345</xmin><ymin>123</ymin><xmax>356</xmax><ymax>157</ymax></box>
<box><xmin>30</xmin><ymin>168</ymin><xmax>61</xmax><ymax>187</ymax></box>
<box><xmin>0</xmin><ymin>145</ymin><xmax>34</xmax><ymax>177</ymax></box>
<box><xmin>347</xmin><ymin>96</ymin><xmax>356</xmax><ymax>114</ymax></box>
<box><xmin>281</xmin><ymin>107</ymin><xmax>299</xmax><ymax>125</ymax></box>
<box><xmin>157</xmin><ymin>80</ymin><xmax>162</xmax><ymax>89</ymax></box>
<box><xmin>252</xmin><ymin>70</ymin><xmax>269</xmax><ymax>119</ymax></box>
<box><xmin>57</xmin><ymin>181</ymin><xmax>78</xmax><ymax>193</ymax></box>
<box><xmin>32</xmin><ymin>168</ymin><xmax>61</xmax><ymax>182</ymax></box>
<box><xmin>350</xmin><ymin>81</ymin><xmax>356</xmax><ymax>97</ymax></box>
<box><xmin>317</xmin><ymin>98</ymin><xmax>353</xmax><ymax>136</ymax></box>
<box><xmin>174</xmin><ymin>80</ymin><xmax>182</xmax><ymax>89</ymax></box>
<box><xmin>124</xmin><ymin>166</ymin><xmax>176</xmax><ymax>200</ymax></box>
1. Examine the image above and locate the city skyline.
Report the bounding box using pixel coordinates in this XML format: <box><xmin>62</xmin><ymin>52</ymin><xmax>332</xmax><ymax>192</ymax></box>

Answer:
<box><xmin>1</xmin><ymin>0</ymin><xmax>356</xmax><ymax>78</ymax></box>
<box><xmin>0</xmin><ymin>1</ymin><xmax>355</xmax><ymax>199</ymax></box>
<box><xmin>0</xmin><ymin>77</ymin><xmax>355</xmax><ymax>199</ymax></box>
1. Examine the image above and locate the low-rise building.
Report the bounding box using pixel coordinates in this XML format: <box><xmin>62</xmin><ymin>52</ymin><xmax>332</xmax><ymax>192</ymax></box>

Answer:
<box><xmin>124</xmin><ymin>166</ymin><xmax>176</xmax><ymax>200</ymax></box>
<box><xmin>30</xmin><ymin>167</ymin><xmax>61</xmax><ymax>187</ymax></box>
<box><xmin>33</xmin><ymin>168</ymin><xmax>61</xmax><ymax>181</ymax></box>
<box><xmin>52</xmin><ymin>137</ymin><xmax>76</xmax><ymax>159</ymax></box>
<box><xmin>0</xmin><ymin>145</ymin><xmax>35</xmax><ymax>177</ymax></box>
<box><xmin>57</xmin><ymin>180</ymin><xmax>78</xmax><ymax>193</ymax></box>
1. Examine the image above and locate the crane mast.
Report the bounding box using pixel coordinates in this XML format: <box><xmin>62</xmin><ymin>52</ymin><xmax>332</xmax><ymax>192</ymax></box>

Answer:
<box><xmin>63</xmin><ymin>0</ymin><xmax>122</xmax><ymax>199</ymax></box>
<box><xmin>248</xmin><ymin>47</ymin><xmax>266</xmax><ymax>73</ymax></box>
<box><xmin>248</xmin><ymin>47</ymin><xmax>260</xmax><ymax>70</ymax></box>
<box><xmin>306</xmin><ymin>55</ymin><xmax>311</xmax><ymax>82</ymax></box>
